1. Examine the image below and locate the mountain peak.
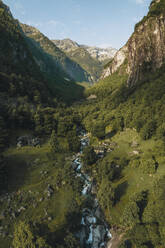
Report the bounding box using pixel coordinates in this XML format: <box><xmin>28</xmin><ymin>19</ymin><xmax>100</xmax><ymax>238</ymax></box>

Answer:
<box><xmin>52</xmin><ymin>39</ymin><xmax>79</xmax><ymax>52</ymax></box>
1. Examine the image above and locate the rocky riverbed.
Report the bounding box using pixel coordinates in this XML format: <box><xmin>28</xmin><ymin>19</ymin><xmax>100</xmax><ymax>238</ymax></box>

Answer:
<box><xmin>72</xmin><ymin>130</ymin><xmax>112</xmax><ymax>248</ymax></box>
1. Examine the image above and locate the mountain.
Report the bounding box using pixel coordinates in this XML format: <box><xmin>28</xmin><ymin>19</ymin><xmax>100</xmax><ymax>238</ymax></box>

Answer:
<box><xmin>64</xmin><ymin>47</ymin><xmax>103</xmax><ymax>81</ymax></box>
<box><xmin>52</xmin><ymin>38</ymin><xmax>80</xmax><ymax>52</ymax></box>
<box><xmin>20</xmin><ymin>24</ymin><xmax>92</xmax><ymax>84</ymax></box>
<box><xmin>53</xmin><ymin>39</ymin><xmax>117</xmax><ymax>81</ymax></box>
<box><xmin>81</xmin><ymin>45</ymin><xmax>117</xmax><ymax>63</ymax></box>
<box><xmin>101</xmin><ymin>0</ymin><xmax>165</xmax><ymax>86</ymax></box>
<box><xmin>0</xmin><ymin>0</ymin><xmax>84</xmax><ymax>105</ymax></box>
<box><xmin>53</xmin><ymin>39</ymin><xmax>117</xmax><ymax>63</ymax></box>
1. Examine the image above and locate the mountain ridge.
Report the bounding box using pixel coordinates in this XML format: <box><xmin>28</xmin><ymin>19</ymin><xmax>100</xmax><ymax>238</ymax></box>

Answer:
<box><xmin>53</xmin><ymin>38</ymin><xmax>117</xmax><ymax>63</ymax></box>
<box><xmin>20</xmin><ymin>24</ymin><xmax>92</xmax><ymax>84</ymax></box>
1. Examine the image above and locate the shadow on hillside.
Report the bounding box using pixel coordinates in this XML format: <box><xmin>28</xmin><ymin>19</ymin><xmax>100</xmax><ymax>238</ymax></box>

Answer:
<box><xmin>105</xmin><ymin>130</ymin><xmax>116</xmax><ymax>139</ymax></box>
<box><xmin>114</xmin><ymin>181</ymin><xmax>128</xmax><ymax>204</ymax></box>
<box><xmin>5</xmin><ymin>155</ymin><xmax>30</xmax><ymax>193</ymax></box>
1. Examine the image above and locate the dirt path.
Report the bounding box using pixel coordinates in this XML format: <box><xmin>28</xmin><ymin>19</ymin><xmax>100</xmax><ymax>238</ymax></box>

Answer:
<box><xmin>107</xmin><ymin>229</ymin><xmax>124</xmax><ymax>248</ymax></box>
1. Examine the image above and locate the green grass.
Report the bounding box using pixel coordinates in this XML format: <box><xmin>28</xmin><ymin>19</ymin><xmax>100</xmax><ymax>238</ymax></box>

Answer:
<box><xmin>1</xmin><ymin>138</ymin><xmax>82</xmax><ymax>247</ymax></box>
<box><xmin>96</xmin><ymin>128</ymin><xmax>165</xmax><ymax>225</ymax></box>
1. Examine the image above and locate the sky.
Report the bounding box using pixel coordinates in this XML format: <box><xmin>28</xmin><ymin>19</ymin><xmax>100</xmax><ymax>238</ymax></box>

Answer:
<box><xmin>3</xmin><ymin>0</ymin><xmax>151</xmax><ymax>49</ymax></box>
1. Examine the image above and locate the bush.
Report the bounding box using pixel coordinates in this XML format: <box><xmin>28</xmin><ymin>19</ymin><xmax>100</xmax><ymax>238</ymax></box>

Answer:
<box><xmin>97</xmin><ymin>178</ymin><xmax>115</xmax><ymax>210</ymax></box>
<box><xmin>156</xmin><ymin>123</ymin><xmax>165</xmax><ymax>141</ymax></box>
<box><xmin>140</xmin><ymin>158</ymin><xmax>157</xmax><ymax>174</ymax></box>
<box><xmin>91</xmin><ymin>121</ymin><xmax>105</xmax><ymax>139</ymax></box>
<box><xmin>140</xmin><ymin>121</ymin><xmax>156</xmax><ymax>140</ymax></box>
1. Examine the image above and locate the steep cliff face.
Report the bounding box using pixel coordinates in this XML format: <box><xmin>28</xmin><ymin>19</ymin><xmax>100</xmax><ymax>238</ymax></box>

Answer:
<box><xmin>101</xmin><ymin>45</ymin><xmax>128</xmax><ymax>79</ymax></box>
<box><xmin>101</xmin><ymin>0</ymin><xmax>165</xmax><ymax>86</ymax></box>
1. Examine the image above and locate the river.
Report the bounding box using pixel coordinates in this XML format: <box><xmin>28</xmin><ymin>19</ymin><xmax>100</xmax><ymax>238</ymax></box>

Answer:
<box><xmin>72</xmin><ymin>130</ymin><xmax>112</xmax><ymax>248</ymax></box>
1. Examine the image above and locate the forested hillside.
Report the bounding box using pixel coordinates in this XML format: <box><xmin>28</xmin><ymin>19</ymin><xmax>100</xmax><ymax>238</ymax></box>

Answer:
<box><xmin>0</xmin><ymin>1</ymin><xmax>86</xmax><ymax>247</ymax></box>
<box><xmin>73</xmin><ymin>0</ymin><xmax>165</xmax><ymax>247</ymax></box>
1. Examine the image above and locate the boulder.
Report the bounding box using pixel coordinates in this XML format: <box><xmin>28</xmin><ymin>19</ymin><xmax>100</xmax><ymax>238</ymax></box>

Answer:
<box><xmin>85</xmin><ymin>215</ymin><xmax>96</xmax><ymax>225</ymax></box>
<box><xmin>94</xmin><ymin>207</ymin><xmax>102</xmax><ymax>219</ymax></box>
<box><xmin>92</xmin><ymin>225</ymin><xmax>106</xmax><ymax>248</ymax></box>
<box><xmin>46</xmin><ymin>184</ymin><xmax>54</xmax><ymax>197</ymax></box>
<box><xmin>131</xmin><ymin>141</ymin><xmax>139</xmax><ymax>148</ymax></box>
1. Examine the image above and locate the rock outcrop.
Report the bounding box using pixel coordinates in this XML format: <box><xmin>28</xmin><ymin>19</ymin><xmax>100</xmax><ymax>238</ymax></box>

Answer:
<box><xmin>101</xmin><ymin>0</ymin><xmax>165</xmax><ymax>86</ymax></box>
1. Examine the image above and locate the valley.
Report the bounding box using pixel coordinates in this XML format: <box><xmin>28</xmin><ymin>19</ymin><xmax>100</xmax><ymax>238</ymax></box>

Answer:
<box><xmin>1</xmin><ymin>0</ymin><xmax>165</xmax><ymax>248</ymax></box>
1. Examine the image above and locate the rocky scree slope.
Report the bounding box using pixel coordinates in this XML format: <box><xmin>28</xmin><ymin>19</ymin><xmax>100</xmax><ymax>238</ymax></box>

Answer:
<box><xmin>101</xmin><ymin>0</ymin><xmax>165</xmax><ymax>86</ymax></box>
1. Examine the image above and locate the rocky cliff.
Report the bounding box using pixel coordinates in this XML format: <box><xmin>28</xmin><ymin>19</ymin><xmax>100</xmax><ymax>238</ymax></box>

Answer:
<box><xmin>101</xmin><ymin>0</ymin><xmax>165</xmax><ymax>86</ymax></box>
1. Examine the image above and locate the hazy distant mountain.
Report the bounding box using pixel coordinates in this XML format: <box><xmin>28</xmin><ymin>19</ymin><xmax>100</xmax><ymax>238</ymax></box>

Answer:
<box><xmin>52</xmin><ymin>39</ymin><xmax>117</xmax><ymax>81</ymax></box>
<box><xmin>53</xmin><ymin>39</ymin><xmax>80</xmax><ymax>53</ymax></box>
<box><xmin>81</xmin><ymin>45</ymin><xmax>117</xmax><ymax>63</ymax></box>
<box><xmin>53</xmin><ymin>39</ymin><xmax>117</xmax><ymax>63</ymax></box>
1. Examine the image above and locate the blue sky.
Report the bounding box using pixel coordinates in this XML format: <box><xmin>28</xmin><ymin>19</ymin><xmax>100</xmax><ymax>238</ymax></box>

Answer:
<box><xmin>3</xmin><ymin>0</ymin><xmax>151</xmax><ymax>49</ymax></box>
